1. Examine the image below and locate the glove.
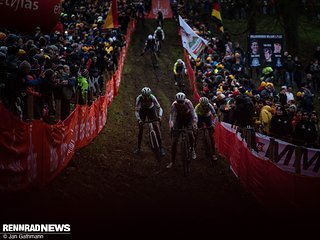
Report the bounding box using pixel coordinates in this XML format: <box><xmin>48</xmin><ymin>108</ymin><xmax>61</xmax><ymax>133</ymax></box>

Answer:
<box><xmin>169</xmin><ymin>121</ymin><xmax>173</xmax><ymax>129</ymax></box>
<box><xmin>158</xmin><ymin>116</ymin><xmax>162</xmax><ymax>123</ymax></box>
<box><xmin>138</xmin><ymin>119</ymin><xmax>143</xmax><ymax>125</ymax></box>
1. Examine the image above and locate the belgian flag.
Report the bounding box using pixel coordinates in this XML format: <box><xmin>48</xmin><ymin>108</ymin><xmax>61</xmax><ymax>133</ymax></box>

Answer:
<box><xmin>103</xmin><ymin>0</ymin><xmax>119</xmax><ymax>29</ymax></box>
<box><xmin>211</xmin><ymin>1</ymin><xmax>224</xmax><ymax>33</ymax></box>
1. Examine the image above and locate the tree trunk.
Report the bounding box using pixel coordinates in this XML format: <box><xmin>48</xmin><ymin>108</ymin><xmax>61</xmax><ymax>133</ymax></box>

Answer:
<box><xmin>247</xmin><ymin>0</ymin><xmax>257</xmax><ymax>34</ymax></box>
<box><xmin>280</xmin><ymin>0</ymin><xmax>300</xmax><ymax>55</ymax></box>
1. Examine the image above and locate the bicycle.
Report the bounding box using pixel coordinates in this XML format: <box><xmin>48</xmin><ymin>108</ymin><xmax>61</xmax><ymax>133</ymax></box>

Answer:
<box><xmin>154</xmin><ymin>37</ymin><xmax>162</xmax><ymax>55</ymax></box>
<box><xmin>172</xmin><ymin>127</ymin><xmax>193</xmax><ymax>176</ymax></box>
<box><xmin>143</xmin><ymin>117</ymin><xmax>162</xmax><ymax>164</ymax></box>
<box><xmin>150</xmin><ymin>50</ymin><xmax>159</xmax><ymax>69</ymax></box>
<box><xmin>175</xmin><ymin>72</ymin><xmax>185</xmax><ymax>93</ymax></box>
<box><xmin>196</xmin><ymin>123</ymin><xmax>216</xmax><ymax>167</ymax></box>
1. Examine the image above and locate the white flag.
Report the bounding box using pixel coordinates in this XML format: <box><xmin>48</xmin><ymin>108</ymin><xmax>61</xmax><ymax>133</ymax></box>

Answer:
<box><xmin>179</xmin><ymin>15</ymin><xmax>208</xmax><ymax>60</ymax></box>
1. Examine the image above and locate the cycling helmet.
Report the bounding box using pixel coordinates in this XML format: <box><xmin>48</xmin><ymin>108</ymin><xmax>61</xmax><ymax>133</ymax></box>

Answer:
<box><xmin>177</xmin><ymin>59</ymin><xmax>183</xmax><ymax>64</ymax></box>
<box><xmin>141</xmin><ymin>87</ymin><xmax>151</xmax><ymax>96</ymax></box>
<box><xmin>157</xmin><ymin>26</ymin><xmax>161</xmax><ymax>31</ymax></box>
<box><xmin>148</xmin><ymin>35</ymin><xmax>153</xmax><ymax>40</ymax></box>
<box><xmin>176</xmin><ymin>92</ymin><xmax>186</xmax><ymax>102</ymax></box>
<box><xmin>199</xmin><ymin>97</ymin><xmax>209</xmax><ymax>106</ymax></box>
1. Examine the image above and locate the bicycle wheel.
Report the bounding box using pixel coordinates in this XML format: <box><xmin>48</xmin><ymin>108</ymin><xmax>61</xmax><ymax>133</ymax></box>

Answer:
<box><xmin>181</xmin><ymin>136</ymin><xmax>190</xmax><ymax>176</ymax></box>
<box><xmin>151</xmin><ymin>52</ymin><xmax>158</xmax><ymax>68</ymax></box>
<box><xmin>176</xmin><ymin>75</ymin><xmax>184</xmax><ymax>92</ymax></box>
<box><xmin>150</xmin><ymin>130</ymin><xmax>161</xmax><ymax>164</ymax></box>
<box><xmin>204</xmin><ymin>129</ymin><xmax>214</xmax><ymax>167</ymax></box>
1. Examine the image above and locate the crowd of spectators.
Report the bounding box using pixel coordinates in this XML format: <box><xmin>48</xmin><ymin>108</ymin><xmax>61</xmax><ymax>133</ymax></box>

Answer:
<box><xmin>173</xmin><ymin>0</ymin><xmax>320</xmax><ymax>148</ymax></box>
<box><xmin>1</xmin><ymin>0</ymin><xmax>319</xmax><ymax>148</ymax></box>
<box><xmin>0</xmin><ymin>0</ymin><xmax>151</xmax><ymax>123</ymax></box>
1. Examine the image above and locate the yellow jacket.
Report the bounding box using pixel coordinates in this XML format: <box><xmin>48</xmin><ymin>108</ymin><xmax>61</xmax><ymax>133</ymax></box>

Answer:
<box><xmin>258</xmin><ymin>105</ymin><xmax>273</xmax><ymax>134</ymax></box>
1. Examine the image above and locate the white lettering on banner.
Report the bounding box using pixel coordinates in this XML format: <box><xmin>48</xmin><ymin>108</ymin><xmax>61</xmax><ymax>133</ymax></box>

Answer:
<box><xmin>50</xmin><ymin>147</ymin><xmax>59</xmax><ymax>172</ymax></box>
<box><xmin>86</xmin><ymin>118</ymin><xmax>90</xmax><ymax>139</ymax></box>
<box><xmin>102</xmin><ymin>109</ymin><xmax>107</xmax><ymax>126</ymax></box>
<box><xmin>153</xmin><ymin>0</ymin><xmax>168</xmax><ymax>16</ymax></box>
<box><xmin>67</xmin><ymin>128</ymin><xmax>75</xmax><ymax>157</ymax></box>
<box><xmin>153</xmin><ymin>8</ymin><xmax>168</xmax><ymax>15</ymax></box>
<box><xmin>1</xmin><ymin>0</ymin><xmax>39</xmax><ymax>11</ymax></box>
<box><xmin>27</xmin><ymin>124</ymin><xmax>37</xmax><ymax>182</ymax></box>
<box><xmin>60</xmin><ymin>137</ymin><xmax>68</xmax><ymax>164</ymax></box>
<box><xmin>115</xmin><ymin>75</ymin><xmax>120</xmax><ymax>89</ymax></box>
<box><xmin>98</xmin><ymin>111</ymin><xmax>103</xmax><ymax>131</ymax></box>
<box><xmin>221</xmin><ymin>122</ymin><xmax>320</xmax><ymax>177</ymax></box>
<box><xmin>108</xmin><ymin>89</ymin><xmax>113</xmax><ymax>103</ymax></box>
<box><xmin>256</xmin><ymin>133</ymin><xmax>320</xmax><ymax>177</ymax></box>
<box><xmin>75</xmin><ymin>123</ymin><xmax>79</xmax><ymax>142</ymax></box>
<box><xmin>67</xmin><ymin>140</ymin><xmax>75</xmax><ymax>156</ymax></box>
<box><xmin>80</xmin><ymin>121</ymin><xmax>85</xmax><ymax>141</ymax></box>
<box><xmin>250</xmin><ymin>34</ymin><xmax>282</xmax><ymax>39</ymax></box>
<box><xmin>91</xmin><ymin>115</ymin><xmax>96</xmax><ymax>135</ymax></box>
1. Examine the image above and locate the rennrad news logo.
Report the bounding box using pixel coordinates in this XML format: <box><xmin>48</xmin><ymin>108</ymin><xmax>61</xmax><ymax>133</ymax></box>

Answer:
<box><xmin>3</xmin><ymin>224</ymin><xmax>70</xmax><ymax>233</ymax></box>
<box><xmin>1</xmin><ymin>224</ymin><xmax>71</xmax><ymax>238</ymax></box>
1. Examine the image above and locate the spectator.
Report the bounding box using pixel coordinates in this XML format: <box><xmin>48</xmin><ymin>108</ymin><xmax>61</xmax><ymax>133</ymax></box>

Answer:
<box><xmin>293</xmin><ymin>111</ymin><xmax>318</xmax><ymax>147</ymax></box>
<box><xmin>294</xmin><ymin>56</ymin><xmax>303</xmax><ymax>88</ymax></box>
<box><xmin>310</xmin><ymin>59</ymin><xmax>320</xmax><ymax>91</ymax></box>
<box><xmin>285</xmin><ymin>86</ymin><xmax>295</xmax><ymax>105</ymax></box>
<box><xmin>257</xmin><ymin>99</ymin><xmax>273</xmax><ymax>135</ymax></box>
<box><xmin>284</xmin><ymin>55</ymin><xmax>295</xmax><ymax>87</ymax></box>
<box><xmin>278</xmin><ymin>86</ymin><xmax>287</xmax><ymax>106</ymax></box>
<box><xmin>270</xmin><ymin>105</ymin><xmax>293</xmax><ymax>140</ymax></box>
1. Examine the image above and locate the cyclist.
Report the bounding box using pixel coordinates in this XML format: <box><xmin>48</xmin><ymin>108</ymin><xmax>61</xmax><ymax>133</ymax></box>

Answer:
<box><xmin>167</xmin><ymin>92</ymin><xmax>197</xmax><ymax>168</ymax></box>
<box><xmin>195</xmin><ymin>97</ymin><xmax>218</xmax><ymax>161</ymax></box>
<box><xmin>134</xmin><ymin>87</ymin><xmax>165</xmax><ymax>156</ymax></box>
<box><xmin>141</xmin><ymin>34</ymin><xmax>156</xmax><ymax>56</ymax></box>
<box><xmin>156</xmin><ymin>10</ymin><xmax>164</xmax><ymax>29</ymax></box>
<box><xmin>153</xmin><ymin>26</ymin><xmax>165</xmax><ymax>54</ymax></box>
<box><xmin>137</xmin><ymin>2</ymin><xmax>145</xmax><ymax>25</ymax></box>
<box><xmin>173</xmin><ymin>59</ymin><xmax>187</xmax><ymax>86</ymax></box>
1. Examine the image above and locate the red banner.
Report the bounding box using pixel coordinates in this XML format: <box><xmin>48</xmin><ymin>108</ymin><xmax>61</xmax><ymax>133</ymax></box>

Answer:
<box><xmin>0</xmin><ymin>0</ymin><xmax>62</xmax><ymax>33</ymax></box>
<box><xmin>0</xmin><ymin>20</ymin><xmax>136</xmax><ymax>190</ymax></box>
<box><xmin>146</xmin><ymin>0</ymin><xmax>173</xmax><ymax>19</ymax></box>
<box><xmin>215</xmin><ymin>122</ymin><xmax>320</xmax><ymax>209</ymax></box>
<box><xmin>184</xmin><ymin>50</ymin><xmax>200</xmax><ymax>103</ymax></box>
